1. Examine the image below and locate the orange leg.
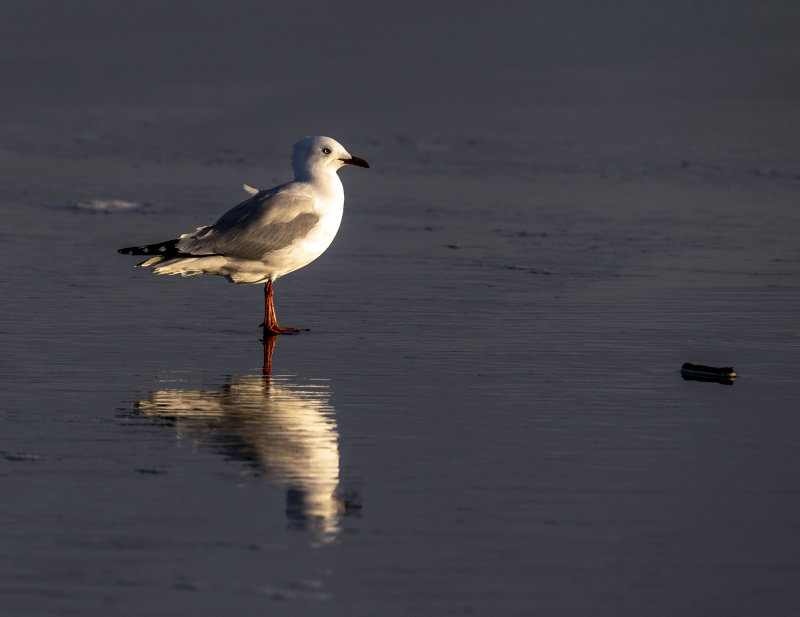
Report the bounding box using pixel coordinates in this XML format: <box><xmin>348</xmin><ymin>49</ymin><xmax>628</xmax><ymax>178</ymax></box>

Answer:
<box><xmin>259</xmin><ymin>280</ymin><xmax>308</xmax><ymax>334</ymax></box>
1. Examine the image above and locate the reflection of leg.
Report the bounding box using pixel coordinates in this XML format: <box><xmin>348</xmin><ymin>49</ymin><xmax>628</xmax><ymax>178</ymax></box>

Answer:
<box><xmin>259</xmin><ymin>279</ymin><xmax>309</xmax><ymax>335</ymax></box>
<box><xmin>262</xmin><ymin>334</ymin><xmax>277</xmax><ymax>376</ymax></box>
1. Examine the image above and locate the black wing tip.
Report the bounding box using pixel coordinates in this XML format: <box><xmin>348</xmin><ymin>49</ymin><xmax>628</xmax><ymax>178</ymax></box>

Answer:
<box><xmin>118</xmin><ymin>239</ymin><xmax>179</xmax><ymax>256</ymax></box>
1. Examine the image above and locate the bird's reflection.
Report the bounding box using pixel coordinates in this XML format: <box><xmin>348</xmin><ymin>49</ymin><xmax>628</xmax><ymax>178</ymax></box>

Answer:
<box><xmin>128</xmin><ymin>337</ymin><xmax>358</xmax><ymax>543</ymax></box>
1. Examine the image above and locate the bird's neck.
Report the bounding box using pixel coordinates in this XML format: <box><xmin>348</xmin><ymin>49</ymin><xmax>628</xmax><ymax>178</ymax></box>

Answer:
<box><xmin>294</xmin><ymin>168</ymin><xmax>343</xmax><ymax>198</ymax></box>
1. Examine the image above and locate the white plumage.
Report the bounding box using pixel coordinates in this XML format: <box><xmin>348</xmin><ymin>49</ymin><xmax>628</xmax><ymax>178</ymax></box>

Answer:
<box><xmin>119</xmin><ymin>136</ymin><xmax>369</xmax><ymax>333</ymax></box>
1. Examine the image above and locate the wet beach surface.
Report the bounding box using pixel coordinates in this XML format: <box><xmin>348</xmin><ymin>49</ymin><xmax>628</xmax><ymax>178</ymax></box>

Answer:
<box><xmin>2</xmin><ymin>2</ymin><xmax>800</xmax><ymax>615</ymax></box>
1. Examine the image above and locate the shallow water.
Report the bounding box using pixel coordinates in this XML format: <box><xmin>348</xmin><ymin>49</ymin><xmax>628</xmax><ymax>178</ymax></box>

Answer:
<box><xmin>3</xmin><ymin>167</ymin><xmax>799</xmax><ymax>616</ymax></box>
<box><xmin>2</xmin><ymin>2</ymin><xmax>800</xmax><ymax>615</ymax></box>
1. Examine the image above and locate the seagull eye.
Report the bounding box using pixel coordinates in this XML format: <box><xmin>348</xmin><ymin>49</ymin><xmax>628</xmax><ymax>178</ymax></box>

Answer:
<box><xmin>321</xmin><ymin>147</ymin><xmax>332</xmax><ymax>155</ymax></box>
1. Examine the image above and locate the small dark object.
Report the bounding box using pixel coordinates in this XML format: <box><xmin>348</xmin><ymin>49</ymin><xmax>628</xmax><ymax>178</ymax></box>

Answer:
<box><xmin>681</xmin><ymin>362</ymin><xmax>736</xmax><ymax>385</ymax></box>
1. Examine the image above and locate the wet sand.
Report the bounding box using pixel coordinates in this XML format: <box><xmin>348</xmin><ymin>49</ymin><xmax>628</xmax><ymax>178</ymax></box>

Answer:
<box><xmin>2</xmin><ymin>1</ymin><xmax>800</xmax><ymax>615</ymax></box>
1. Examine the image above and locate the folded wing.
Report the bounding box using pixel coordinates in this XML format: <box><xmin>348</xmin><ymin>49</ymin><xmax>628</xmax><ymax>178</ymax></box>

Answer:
<box><xmin>176</xmin><ymin>188</ymin><xmax>320</xmax><ymax>261</ymax></box>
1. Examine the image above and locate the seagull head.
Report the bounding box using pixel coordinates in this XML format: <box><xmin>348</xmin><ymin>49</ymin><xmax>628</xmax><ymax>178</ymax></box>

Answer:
<box><xmin>292</xmin><ymin>136</ymin><xmax>369</xmax><ymax>181</ymax></box>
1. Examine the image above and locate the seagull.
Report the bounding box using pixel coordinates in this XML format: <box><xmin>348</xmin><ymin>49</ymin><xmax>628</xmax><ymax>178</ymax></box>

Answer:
<box><xmin>118</xmin><ymin>136</ymin><xmax>369</xmax><ymax>334</ymax></box>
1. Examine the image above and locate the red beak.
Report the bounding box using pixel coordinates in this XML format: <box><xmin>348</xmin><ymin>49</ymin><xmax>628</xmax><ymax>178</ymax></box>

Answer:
<box><xmin>341</xmin><ymin>156</ymin><xmax>370</xmax><ymax>168</ymax></box>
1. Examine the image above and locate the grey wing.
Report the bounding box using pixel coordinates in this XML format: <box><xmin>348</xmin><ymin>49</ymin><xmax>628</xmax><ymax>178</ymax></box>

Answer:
<box><xmin>176</xmin><ymin>189</ymin><xmax>320</xmax><ymax>261</ymax></box>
